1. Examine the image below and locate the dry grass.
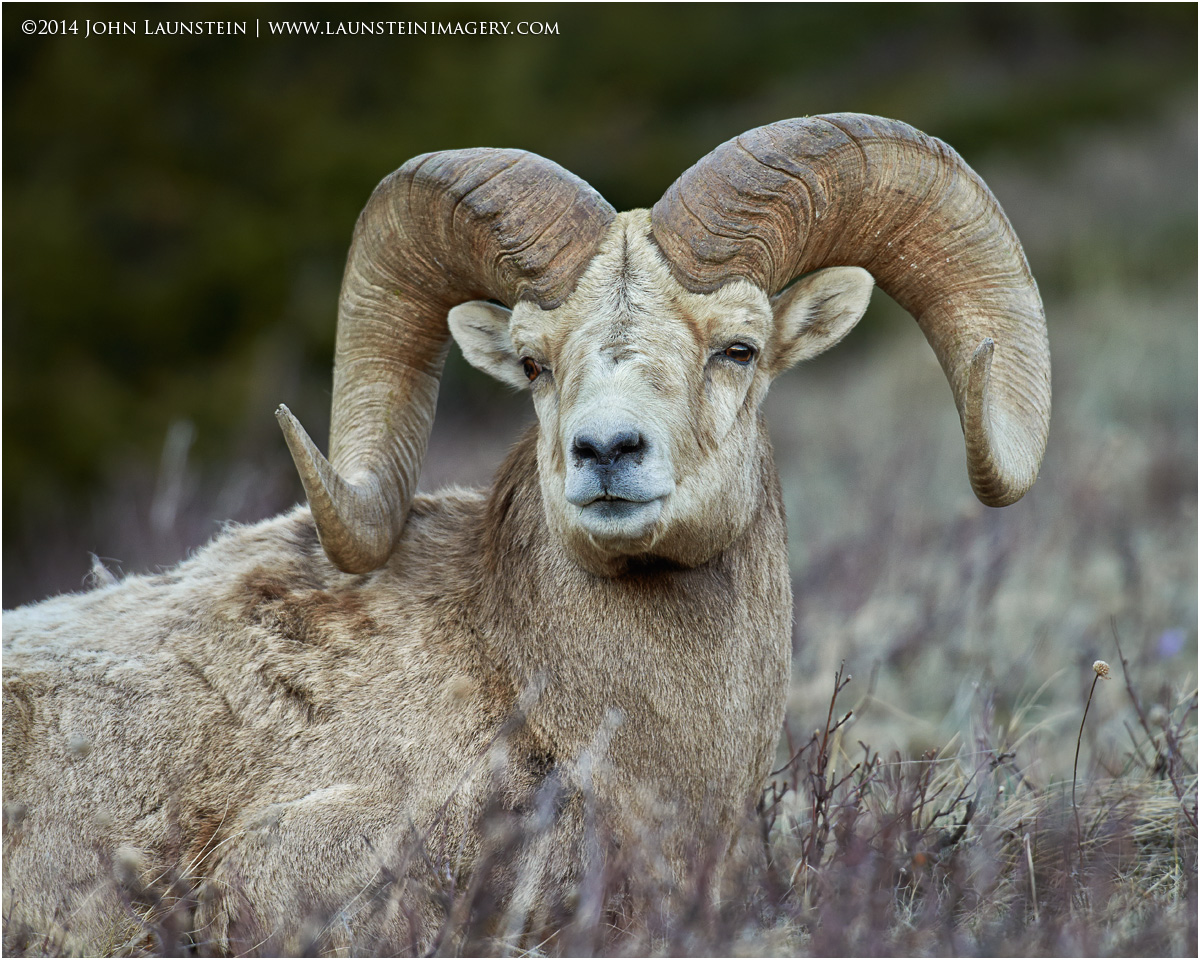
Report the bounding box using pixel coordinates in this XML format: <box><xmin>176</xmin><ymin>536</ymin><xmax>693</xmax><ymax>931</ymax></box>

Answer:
<box><xmin>4</xmin><ymin>658</ymin><xmax>1193</xmax><ymax>957</ymax></box>
<box><xmin>756</xmin><ymin>659</ymin><xmax>1196</xmax><ymax>958</ymax></box>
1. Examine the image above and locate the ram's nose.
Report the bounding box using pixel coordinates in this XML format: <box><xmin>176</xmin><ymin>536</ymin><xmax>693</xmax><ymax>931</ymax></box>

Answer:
<box><xmin>571</xmin><ymin>429</ymin><xmax>646</xmax><ymax>469</ymax></box>
<box><xmin>563</xmin><ymin>420</ymin><xmax>674</xmax><ymax>510</ymax></box>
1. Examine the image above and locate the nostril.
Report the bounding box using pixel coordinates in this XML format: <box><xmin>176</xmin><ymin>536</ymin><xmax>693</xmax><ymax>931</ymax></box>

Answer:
<box><xmin>614</xmin><ymin>432</ymin><xmax>645</xmax><ymax>459</ymax></box>
<box><xmin>572</xmin><ymin>430</ymin><xmax>645</xmax><ymax>467</ymax></box>
<box><xmin>571</xmin><ymin>435</ymin><xmax>601</xmax><ymax>463</ymax></box>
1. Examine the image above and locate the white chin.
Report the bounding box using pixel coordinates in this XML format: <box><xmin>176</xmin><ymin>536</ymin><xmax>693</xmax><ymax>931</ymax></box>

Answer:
<box><xmin>575</xmin><ymin>498</ymin><xmax>664</xmax><ymax>542</ymax></box>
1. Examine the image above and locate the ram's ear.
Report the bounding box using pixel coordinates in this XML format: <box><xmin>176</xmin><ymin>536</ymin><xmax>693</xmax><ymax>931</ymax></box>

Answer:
<box><xmin>768</xmin><ymin>267</ymin><xmax>875</xmax><ymax>376</ymax></box>
<box><xmin>447</xmin><ymin>301</ymin><xmax>530</xmax><ymax>390</ymax></box>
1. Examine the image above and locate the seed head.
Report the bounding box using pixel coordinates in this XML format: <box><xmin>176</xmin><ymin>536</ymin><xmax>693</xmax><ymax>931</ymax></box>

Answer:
<box><xmin>67</xmin><ymin>733</ymin><xmax>93</xmax><ymax>759</ymax></box>
<box><xmin>113</xmin><ymin>845</ymin><xmax>146</xmax><ymax>885</ymax></box>
<box><xmin>1092</xmin><ymin>660</ymin><xmax>1111</xmax><ymax>679</ymax></box>
<box><xmin>3</xmin><ymin>801</ymin><xmax>27</xmax><ymax>829</ymax></box>
<box><xmin>444</xmin><ymin>675</ymin><xmax>476</xmax><ymax>703</ymax></box>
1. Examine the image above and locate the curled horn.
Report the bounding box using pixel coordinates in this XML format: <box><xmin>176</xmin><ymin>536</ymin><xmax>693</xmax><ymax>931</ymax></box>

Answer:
<box><xmin>279</xmin><ymin>150</ymin><xmax>616</xmax><ymax>573</ymax></box>
<box><xmin>651</xmin><ymin>113</ymin><xmax>1050</xmax><ymax>506</ymax></box>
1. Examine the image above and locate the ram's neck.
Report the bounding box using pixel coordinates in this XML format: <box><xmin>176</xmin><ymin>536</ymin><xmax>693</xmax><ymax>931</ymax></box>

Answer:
<box><xmin>475</xmin><ymin>425</ymin><xmax>792</xmax><ymax>836</ymax></box>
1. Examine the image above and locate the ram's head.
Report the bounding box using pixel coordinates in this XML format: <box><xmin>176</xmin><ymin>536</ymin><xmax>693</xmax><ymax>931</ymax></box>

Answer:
<box><xmin>278</xmin><ymin>115</ymin><xmax>1050</xmax><ymax>576</ymax></box>
<box><xmin>446</xmin><ymin>219</ymin><xmax>872</xmax><ymax>575</ymax></box>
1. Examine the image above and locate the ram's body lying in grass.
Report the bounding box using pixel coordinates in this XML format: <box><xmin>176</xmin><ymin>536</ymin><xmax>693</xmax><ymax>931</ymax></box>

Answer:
<box><xmin>3</xmin><ymin>114</ymin><xmax>1055</xmax><ymax>954</ymax></box>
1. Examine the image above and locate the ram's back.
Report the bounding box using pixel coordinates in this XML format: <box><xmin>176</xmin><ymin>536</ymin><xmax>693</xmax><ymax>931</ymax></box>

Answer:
<box><xmin>2</xmin><ymin>491</ymin><xmax>520</xmax><ymax>953</ymax></box>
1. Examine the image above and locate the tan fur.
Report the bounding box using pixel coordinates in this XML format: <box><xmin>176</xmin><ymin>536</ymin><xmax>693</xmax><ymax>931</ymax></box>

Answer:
<box><xmin>3</xmin><ymin>218</ymin><xmax>871</xmax><ymax>954</ymax></box>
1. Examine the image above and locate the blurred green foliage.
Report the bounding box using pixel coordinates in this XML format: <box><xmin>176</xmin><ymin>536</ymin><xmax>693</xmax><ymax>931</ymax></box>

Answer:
<box><xmin>3</xmin><ymin>2</ymin><xmax>1195</xmax><ymax>568</ymax></box>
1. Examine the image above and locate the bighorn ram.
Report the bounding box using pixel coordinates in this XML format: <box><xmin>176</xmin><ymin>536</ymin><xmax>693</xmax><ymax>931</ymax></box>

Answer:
<box><xmin>3</xmin><ymin>114</ymin><xmax>1049</xmax><ymax>954</ymax></box>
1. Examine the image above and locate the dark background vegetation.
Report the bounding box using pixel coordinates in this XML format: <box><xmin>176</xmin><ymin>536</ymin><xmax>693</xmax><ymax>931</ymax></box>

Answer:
<box><xmin>3</xmin><ymin>3</ymin><xmax>1194</xmax><ymax>607</ymax></box>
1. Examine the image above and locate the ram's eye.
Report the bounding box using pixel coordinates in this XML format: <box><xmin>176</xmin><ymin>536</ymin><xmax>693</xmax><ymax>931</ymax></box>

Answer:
<box><xmin>521</xmin><ymin>357</ymin><xmax>543</xmax><ymax>382</ymax></box>
<box><xmin>723</xmin><ymin>343</ymin><xmax>756</xmax><ymax>364</ymax></box>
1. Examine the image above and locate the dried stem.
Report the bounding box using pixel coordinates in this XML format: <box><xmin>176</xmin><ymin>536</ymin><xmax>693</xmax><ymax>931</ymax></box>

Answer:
<box><xmin>1072</xmin><ymin>671</ymin><xmax>1101</xmax><ymax>855</ymax></box>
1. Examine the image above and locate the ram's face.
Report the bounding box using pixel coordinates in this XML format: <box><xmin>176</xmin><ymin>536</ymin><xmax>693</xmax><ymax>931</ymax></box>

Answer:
<box><xmin>450</xmin><ymin>211</ymin><xmax>873</xmax><ymax>576</ymax></box>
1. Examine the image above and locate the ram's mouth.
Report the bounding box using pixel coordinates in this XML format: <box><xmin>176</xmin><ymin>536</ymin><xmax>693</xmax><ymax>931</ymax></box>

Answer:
<box><xmin>587</xmin><ymin>493</ymin><xmax>656</xmax><ymax>513</ymax></box>
<box><xmin>575</xmin><ymin>494</ymin><xmax>665</xmax><ymax>539</ymax></box>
